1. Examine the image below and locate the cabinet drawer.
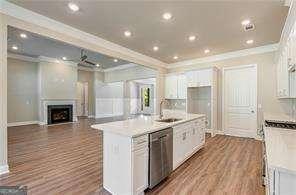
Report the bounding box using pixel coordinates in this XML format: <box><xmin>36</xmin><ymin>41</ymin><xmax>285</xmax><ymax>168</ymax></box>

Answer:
<box><xmin>173</xmin><ymin>123</ymin><xmax>191</xmax><ymax>134</ymax></box>
<box><xmin>132</xmin><ymin>135</ymin><xmax>148</xmax><ymax>151</ymax></box>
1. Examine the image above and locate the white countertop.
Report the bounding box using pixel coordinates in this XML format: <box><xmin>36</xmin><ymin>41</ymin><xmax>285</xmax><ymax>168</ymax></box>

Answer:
<box><xmin>264</xmin><ymin>126</ymin><xmax>296</xmax><ymax>172</ymax></box>
<box><xmin>91</xmin><ymin>113</ymin><xmax>205</xmax><ymax>137</ymax></box>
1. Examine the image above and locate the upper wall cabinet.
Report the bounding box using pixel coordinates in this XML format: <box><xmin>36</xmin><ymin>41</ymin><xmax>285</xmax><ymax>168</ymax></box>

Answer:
<box><xmin>186</xmin><ymin>69</ymin><xmax>212</xmax><ymax>87</ymax></box>
<box><xmin>277</xmin><ymin>23</ymin><xmax>296</xmax><ymax>99</ymax></box>
<box><xmin>165</xmin><ymin>74</ymin><xmax>187</xmax><ymax>99</ymax></box>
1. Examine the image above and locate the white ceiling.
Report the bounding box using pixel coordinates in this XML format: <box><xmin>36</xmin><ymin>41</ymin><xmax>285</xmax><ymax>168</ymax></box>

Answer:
<box><xmin>8</xmin><ymin>1</ymin><xmax>289</xmax><ymax>63</ymax></box>
<box><xmin>7</xmin><ymin>26</ymin><xmax>132</xmax><ymax>69</ymax></box>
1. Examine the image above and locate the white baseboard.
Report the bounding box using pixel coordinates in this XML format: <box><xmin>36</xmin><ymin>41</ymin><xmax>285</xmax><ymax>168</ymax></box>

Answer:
<box><xmin>213</xmin><ymin>130</ymin><xmax>224</xmax><ymax>136</ymax></box>
<box><xmin>88</xmin><ymin>115</ymin><xmax>95</xmax><ymax>118</ymax></box>
<box><xmin>0</xmin><ymin>164</ymin><xmax>9</xmax><ymax>175</ymax></box>
<box><xmin>7</xmin><ymin>121</ymin><xmax>39</xmax><ymax>127</ymax></box>
<box><xmin>95</xmin><ymin>114</ymin><xmax>123</xmax><ymax>118</ymax></box>
<box><xmin>38</xmin><ymin>121</ymin><xmax>46</xmax><ymax>125</ymax></box>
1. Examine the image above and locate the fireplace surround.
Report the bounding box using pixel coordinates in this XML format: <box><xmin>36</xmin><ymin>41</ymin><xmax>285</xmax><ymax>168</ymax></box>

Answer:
<box><xmin>47</xmin><ymin>105</ymin><xmax>73</xmax><ymax>125</ymax></box>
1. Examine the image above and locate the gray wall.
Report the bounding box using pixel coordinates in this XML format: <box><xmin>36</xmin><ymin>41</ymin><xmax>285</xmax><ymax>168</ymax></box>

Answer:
<box><xmin>7</xmin><ymin>58</ymin><xmax>38</xmax><ymax>123</ymax></box>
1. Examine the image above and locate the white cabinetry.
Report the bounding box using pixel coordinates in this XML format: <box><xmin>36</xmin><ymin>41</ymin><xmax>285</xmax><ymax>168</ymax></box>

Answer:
<box><xmin>186</xmin><ymin>69</ymin><xmax>212</xmax><ymax>87</ymax></box>
<box><xmin>186</xmin><ymin>67</ymin><xmax>218</xmax><ymax>134</ymax></box>
<box><xmin>104</xmin><ymin>133</ymin><xmax>148</xmax><ymax>195</ymax></box>
<box><xmin>165</xmin><ymin>74</ymin><xmax>187</xmax><ymax>99</ymax></box>
<box><xmin>173</xmin><ymin>117</ymin><xmax>206</xmax><ymax>170</ymax></box>
<box><xmin>165</xmin><ymin>75</ymin><xmax>178</xmax><ymax>99</ymax></box>
<box><xmin>276</xmin><ymin>18</ymin><xmax>296</xmax><ymax>99</ymax></box>
<box><xmin>132</xmin><ymin>137</ymin><xmax>149</xmax><ymax>195</ymax></box>
<box><xmin>177</xmin><ymin>74</ymin><xmax>187</xmax><ymax>99</ymax></box>
<box><xmin>266</xmin><ymin>167</ymin><xmax>296</xmax><ymax>195</ymax></box>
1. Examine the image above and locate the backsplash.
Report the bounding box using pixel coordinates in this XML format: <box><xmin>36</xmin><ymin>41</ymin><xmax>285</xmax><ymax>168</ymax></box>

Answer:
<box><xmin>164</xmin><ymin>99</ymin><xmax>186</xmax><ymax>110</ymax></box>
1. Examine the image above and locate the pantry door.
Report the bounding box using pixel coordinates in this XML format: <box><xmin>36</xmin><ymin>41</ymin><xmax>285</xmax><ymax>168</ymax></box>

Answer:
<box><xmin>222</xmin><ymin>64</ymin><xmax>257</xmax><ymax>138</ymax></box>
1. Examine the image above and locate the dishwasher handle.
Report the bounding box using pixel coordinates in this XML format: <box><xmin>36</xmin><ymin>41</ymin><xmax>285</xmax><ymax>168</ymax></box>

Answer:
<box><xmin>150</xmin><ymin>134</ymin><xmax>168</xmax><ymax>142</ymax></box>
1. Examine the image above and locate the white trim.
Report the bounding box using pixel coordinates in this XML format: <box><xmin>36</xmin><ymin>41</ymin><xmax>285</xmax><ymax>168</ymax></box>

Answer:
<box><xmin>0</xmin><ymin>164</ymin><xmax>9</xmax><ymax>175</ymax></box>
<box><xmin>78</xmin><ymin>66</ymin><xmax>102</xmax><ymax>72</ymax></box>
<box><xmin>285</xmin><ymin>0</ymin><xmax>293</xmax><ymax>7</ymax></box>
<box><xmin>0</xmin><ymin>0</ymin><xmax>167</xmax><ymax>69</ymax></box>
<box><xmin>38</xmin><ymin>56</ymin><xmax>77</xmax><ymax>67</ymax></box>
<box><xmin>7</xmin><ymin>52</ymin><xmax>40</xmax><ymax>63</ymax></box>
<box><xmin>277</xmin><ymin>0</ymin><xmax>296</xmax><ymax>60</ymax></box>
<box><xmin>222</xmin><ymin>64</ymin><xmax>258</xmax><ymax>138</ymax></box>
<box><xmin>7</xmin><ymin>120</ymin><xmax>39</xmax><ymax>127</ymax></box>
<box><xmin>88</xmin><ymin>115</ymin><xmax>95</xmax><ymax>118</ymax></box>
<box><xmin>168</xmin><ymin>44</ymin><xmax>278</xmax><ymax>69</ymax></box>
<box><xmin>103</xmin><ymin>63</ymin><xmax>138</xmax><ymax>72</ymax></box>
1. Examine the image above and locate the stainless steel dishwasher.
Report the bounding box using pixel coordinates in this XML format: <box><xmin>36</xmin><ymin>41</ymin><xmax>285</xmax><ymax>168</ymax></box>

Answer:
<box><xmin>148</xmin><ymin>128</ymin><xmax>173</xmax><ymax>189</ymax></box>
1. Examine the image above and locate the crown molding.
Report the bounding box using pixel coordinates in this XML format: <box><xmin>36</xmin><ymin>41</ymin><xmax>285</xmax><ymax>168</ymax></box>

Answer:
<box><xmin>38</xmin><ymin>56</ymin><xmax>78</xmax><ymax>67</ymax></box>
<box><xmin>103</xmin><ymin>63</ymin><xmax>138</xmax><ymax>72</ymax></box>
<box><xmin>167</xmin><ymin>43</ymin><xmax>279</xmax><ymax>69</ymax></box>
<box><xmin>0</xmin><ymin>0</ymin><xmax>167</xmax><ymax>70</ymax></box>
<box><xmin>7</xmin><ymin>52</ymin><xmax>39</xmax><ymax>62</ymax></box>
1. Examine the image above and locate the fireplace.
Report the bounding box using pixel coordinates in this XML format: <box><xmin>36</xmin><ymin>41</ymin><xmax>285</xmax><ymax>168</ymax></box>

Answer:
<box><xmin>47</xmin><ymin>105</ymin><xmax>73</xmax><ymax>125</ymax></box>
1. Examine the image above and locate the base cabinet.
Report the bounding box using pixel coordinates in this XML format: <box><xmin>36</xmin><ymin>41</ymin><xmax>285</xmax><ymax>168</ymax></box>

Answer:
<box><xmin>173</xmin><ymin>117</ymin><xmax>206</xmax><ymax>170</ymax></box>
<box><xmin>266</xmin><ymin>168</ymin><xmax>296</xmax><ymax>195</ymax></box>
<box><xmin>132</xmin><ymin>147</ymin><xmax>149</xmax><ymax>195</ymax></box>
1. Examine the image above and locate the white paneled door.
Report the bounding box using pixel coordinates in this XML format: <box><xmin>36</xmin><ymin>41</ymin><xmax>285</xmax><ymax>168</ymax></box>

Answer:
<box><xmin>77</xmin><ymin>82</ymin><xmax>88</xmax><ymax>117</ymax></box>
<box><xmin>223</xmin><ymin>65</ymin><xmax>257</xmax><ymax>138</ymax></box>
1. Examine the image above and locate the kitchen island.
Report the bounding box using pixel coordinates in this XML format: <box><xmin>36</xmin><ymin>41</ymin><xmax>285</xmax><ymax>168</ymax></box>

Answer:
<box><xmin>91</xmin><ymin>112</ymin><xmax>206</xmax><ymax>195</ymax></box>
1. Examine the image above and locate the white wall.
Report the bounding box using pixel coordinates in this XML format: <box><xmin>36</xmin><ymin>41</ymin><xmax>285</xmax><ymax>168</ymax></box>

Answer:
<box><xmin>38</xmin><ymin>61</ymin><xmax>77</xmax><ymax>100</ymax></box>
<box><xmin>0</xmin><ymin>16</ymin><xmax>8</xmax><ymax>173</ymax></box>
<box><xmin>95</xmin><ymin>81</ymin><xmax>124</xmax><ymax>118</ymax></box>
<box><xmin>7</xmin><ymin>58</ymin><xmax>38</xmax><ymax>123</ymax></box>
<box><xmin>104</xmin><ymin>65</ymin><xmax>157</xmax><ymax>83</ymax></box>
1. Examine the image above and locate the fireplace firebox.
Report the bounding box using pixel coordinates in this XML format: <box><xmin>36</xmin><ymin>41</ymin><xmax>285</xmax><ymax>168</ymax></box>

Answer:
<box><xmin>47</xmin><ymin>105</ymin><xmax>73</xmax><ymax>125</ymax></box>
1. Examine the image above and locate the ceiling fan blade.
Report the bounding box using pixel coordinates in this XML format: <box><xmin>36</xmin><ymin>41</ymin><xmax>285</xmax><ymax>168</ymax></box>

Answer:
<box><xmin>85</xmin><ymin>60</ymin><xmax>96</xmax><ymax>66</ymax></box>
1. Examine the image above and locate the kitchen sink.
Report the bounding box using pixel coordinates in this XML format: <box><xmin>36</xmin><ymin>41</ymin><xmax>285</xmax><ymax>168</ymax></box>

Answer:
<box><xmin>155</xmin><ymin>118</ymin><xmax>182</xmax><ymax>123</ymax></box>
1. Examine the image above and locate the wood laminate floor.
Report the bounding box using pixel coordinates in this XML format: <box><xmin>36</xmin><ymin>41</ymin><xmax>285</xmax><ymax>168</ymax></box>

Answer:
<box><xmin>0</xmin><ymin>118</ymin><xmax>264</xmax><ymax>195</ymax></box>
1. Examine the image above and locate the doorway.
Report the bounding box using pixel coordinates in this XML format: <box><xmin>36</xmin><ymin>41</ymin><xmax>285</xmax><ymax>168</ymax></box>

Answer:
<box><xmin>222</xmin><ymin>64</ymin><xmax>257</xmax><ymax>138</ymax></box>
<box><xmin>77</xmin><ymin>82</ymin><xmax>88</xmax><ymax>117</ymax></box>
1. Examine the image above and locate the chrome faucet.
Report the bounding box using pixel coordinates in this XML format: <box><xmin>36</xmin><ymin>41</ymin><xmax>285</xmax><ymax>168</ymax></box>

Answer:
<box><xmin>159</xmin><ymin>99</ymin><xmax>168</xmax><ymax>119</ymax></box>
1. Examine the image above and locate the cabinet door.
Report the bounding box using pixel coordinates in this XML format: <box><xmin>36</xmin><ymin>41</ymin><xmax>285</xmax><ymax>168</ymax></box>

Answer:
<box><xmin>165</xmin><ymin>75</ymin><xmax>178</xmax><ymax>99</ymax></box>
<box><xmin>282</xmin><ymin>47</ymin><xmax>289</xmax><ymax>97</ymax></box>
<box><xmin>177</xmin><ymin>74</ymin><xmax>187</xmax><ymax>99</ymax></box>
<box><xmin>198</xmin><ymin>69</ymin><xmax>212</xmax><ymax>87</ymax></box>
<box><xmin>191</xmin><ymin>123</ymin><xmax>199</xmax><ymax>151</ymax></box>
<box><xmin>132</xmin><ymin>147</ymin><xmax>148</xmax><ymax>195</ymax></box>
<box><xmin>186</xmin><ymin>71</ymin><xmax>199</xmax><ymax>87</ymax></box>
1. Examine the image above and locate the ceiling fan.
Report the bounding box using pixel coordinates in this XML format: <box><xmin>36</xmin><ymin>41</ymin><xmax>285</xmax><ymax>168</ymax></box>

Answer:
<box><xmin>66</xmin><ymin>49</ymin><xmax>100</xmax><ymax>68</ymax></box>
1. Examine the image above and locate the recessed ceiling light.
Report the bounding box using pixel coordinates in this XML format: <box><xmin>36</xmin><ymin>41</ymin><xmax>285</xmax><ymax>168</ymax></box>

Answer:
<box><xmin>241</xmin><ymin>19</ymin><xmax>250</xmax><ymax>26</ymax></box>
<box><xmin>12</xmin><ymin>45</ymin><xmax>18</xmax><ymax>50</ymax></box>
<box><xmin>68</xmin><ymin>2</ymin><xmax>79</xmax><ymax>12</ymax></box>
<box><xmin>20</xmin><ymin>33</ymin><xmax>27</xmax><ymax>39</ymax></box>
<box><xmin>204</xmin><ymin>49</ymin><xmax>210</xmax><ymax>54</ymax></box>
<box><xmin>163</xmin><ymin>12</ymin><xmax>172</xmax><ymax>20</ymax></box>
<box><xmin>188</xmin><ymin>35</ymin><xmax>196</xmax><ymax>42</ymax></box>
<box><xmin>113</xmin><ymin>59</ymin><xmax>118</xmax><ymax>62</ymax></box>
<box><xmin>246</xmin><ymin>39</ymin><xmax>254</xmax><ymax>44</ymax></box>
<box><xmin>124</xmin><ymin>31</ymin><xmax>132</xmax><ymax>37</ymax></box>
<box><xmin>96</xmin><ymin>64</ymin><xmax>100</xmax><ymax>67</ymax></box>
<box><xmin>153</xmin><ymin>46</ymin><xmax>159</xmax><ymax>51</ymax></box>
<box><xmin>62</xmin><ymin>57</ymin><xmax>67</xmax><ymax>60</ymax></box>
<box><xmin>173</xmin><ymin>55</ymin><xmax>178</xmax><ymax>60</ymax></box>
